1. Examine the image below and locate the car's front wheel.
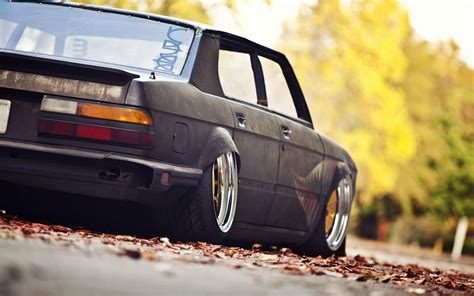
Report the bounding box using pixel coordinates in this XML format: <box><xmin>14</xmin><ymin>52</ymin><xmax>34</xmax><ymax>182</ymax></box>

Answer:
<box><xmin>299</xmin><ymin>174</ymin><xmax>353</xmax><ymax>257</ymax></box>
<box><xmin>175</xmin><ymin>152</ymin><xmax>238</xmax><ymax>243</ymax></box>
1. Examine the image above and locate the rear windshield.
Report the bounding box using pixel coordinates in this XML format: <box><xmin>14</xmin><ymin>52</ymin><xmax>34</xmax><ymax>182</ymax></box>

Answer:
<box><xmin>0</xmin><ymin>2</ymin><xmax>195</xmax><ymax>75</ymax></box>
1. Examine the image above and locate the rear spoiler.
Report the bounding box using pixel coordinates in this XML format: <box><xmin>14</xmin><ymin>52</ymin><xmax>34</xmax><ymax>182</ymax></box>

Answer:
<box><xmin>0</xmin><ymin>51</ymin><xmax>139</xmax><ymax>86</ymax></box>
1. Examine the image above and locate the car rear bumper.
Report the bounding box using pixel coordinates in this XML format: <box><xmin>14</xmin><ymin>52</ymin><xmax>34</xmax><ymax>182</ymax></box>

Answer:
<box><xmin>0</xmin><ymin>139</ymin><xmax>202</xmax><ymax>205</ymax></box>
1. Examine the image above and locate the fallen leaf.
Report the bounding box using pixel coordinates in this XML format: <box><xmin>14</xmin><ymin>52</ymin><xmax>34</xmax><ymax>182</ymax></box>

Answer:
<box><xmin>414</xmin><ymin>278</ymin><xmax>426</xmax><ymax>285</ymax></box>
<box><xmin>441</xmin><ymin>277</ymin><xmax>457</xmax><ymax>289</ymax></box>
<box><xmin>50</xmin><ymin>225</ymin><xmax>72</xmax><ymax>233</ymax></box>
<box><xmin>380</xmin><ymin>275</ymin><xmax>392</xmax><ymax>283</ymax></box>
<box><xmin>283</xmin><ymin>265</ymin><xmax>305</xmax><ymax>275</ymax></box>
<box><xmin>354</xmin><ymin>255</ymin><xmax>368</xmax><ymax>263</ymax></box>
<box><xmin>356</xmin><ymin>274</ymin><xmax>375</xmax><ymax>282</ymax></box>
<box><xmin>211</xmin><ymin>245</ymin><xmax>222</xmax><ymax>252</ymax></box>
<box><xmin>141</xmin><ymin>250</ymin><xmax>157</xmax><ymax>261</ymax></box>
<box><xmin>119</xmin><ymin>249</ymin><xmax>141</xmax><ymax>260</ymax></box>
<box><xmin>20</xmin><ymin>227</ymin><xmax>34</xmax><ymax>236</ymax></box>
<box><xmin>214</xmin><ymin>252</ymin><xmax>227</xmax><ymax>259</ymax></box>
<box><xmin>309</xmin><ymin>267</ymin><xmax>325</xmax><ymax>275</ymax></box>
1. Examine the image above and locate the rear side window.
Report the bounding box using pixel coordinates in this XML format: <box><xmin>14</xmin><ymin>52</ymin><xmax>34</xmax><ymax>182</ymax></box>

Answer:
<box><xmin>215</xmin><ymin>37</ymin><xmax>309</xmax><ymax>122</ymax></box>
<box><xmin>260</xmin><ymin>56</ymin><xmax>298</xmax><ymax>118</ymax></box>
<box><xmin>218</xmin><ymin>50</ymin><xmax>256</xmax><ymax>104</ymax></box>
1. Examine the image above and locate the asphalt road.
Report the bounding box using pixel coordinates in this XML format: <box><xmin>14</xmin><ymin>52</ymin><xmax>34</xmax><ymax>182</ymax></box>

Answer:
<box><xmin>0</xmin><ymin>238</ymin><xmax>412</xmax><ymax>296</ymax></box>
<box><xmin>0</xmin><ymin>192</ymin><xmax>472</xmax><ymax>295</ymax></box>
<box><xmin>347</xmin><ymin>237</ymin><xmax>474</xmax><ymax>275</ymax></box>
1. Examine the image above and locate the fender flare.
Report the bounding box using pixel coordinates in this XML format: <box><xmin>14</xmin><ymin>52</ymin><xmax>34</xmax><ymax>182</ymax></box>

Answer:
<box><xmin>197</xmin><ymin>127</ymin><xmax>240</xmax><ymax>171</ymax></box>
<box><xmin>332</xmin><ymin>162</ymin><xmax>353</xmax><ymax>187</ymax></box>
<box><xmin>321</xmin><ymin>159</ymin><xmax>353</xmax><ymax>201</ymax></box>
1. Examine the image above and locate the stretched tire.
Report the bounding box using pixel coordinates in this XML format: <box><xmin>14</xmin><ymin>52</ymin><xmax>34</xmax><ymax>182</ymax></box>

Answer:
<box><xmin>175</xmin><ymin>152</ymin><xmax>238</xmax><ymax>243</ymax></box>
<box><xmin>299</xmin><ymin>174</ymin><xmax>354</xmax><ymax>257</ymax></box>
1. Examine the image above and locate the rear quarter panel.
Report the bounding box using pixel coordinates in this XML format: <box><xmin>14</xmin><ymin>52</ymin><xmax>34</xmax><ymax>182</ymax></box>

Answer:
<box><xmin>126</xmin><ymin>79</ymin><xmax>236</xmax><ymax>169</ymax></box>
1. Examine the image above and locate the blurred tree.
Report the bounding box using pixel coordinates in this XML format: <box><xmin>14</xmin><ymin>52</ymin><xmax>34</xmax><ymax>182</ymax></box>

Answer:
<box><xmin>393</xmin><ymin>38</ymin><xmax>446</xmax><ymax>214</ymax></box>
<box><xmin>82</xmin><ymin>0</ymin><xmax>209</xmax><ymax>24</ymax></box>
<box><xmin>429</xmin><ymin>43</ymin><xmax>474</xmax><ymax>219</ymax></box>
<box><xmin>225</xmin><ymin>0</ymin><xmax>272</xmax><ymax>9</ymax></box>
<box><xmin>281</xmin><ymin>0</ymin><xmax>416</xmax><ymax>207</ymax></box>
<box><xmin>398</xmin><ymin>38</ymin><xmax>474</xmax><ymax>218</ymax></box>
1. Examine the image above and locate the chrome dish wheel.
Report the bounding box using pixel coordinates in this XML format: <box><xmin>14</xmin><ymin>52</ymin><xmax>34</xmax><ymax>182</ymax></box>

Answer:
<box><xmin>211</xmin><ymin>152</ymin><xmax>238</xmax><ymax>233</ymax></box>
<box><xmin>325</xmin><ymin>176</ymin><xmax>352</xmax><ymax>251</ymax></box>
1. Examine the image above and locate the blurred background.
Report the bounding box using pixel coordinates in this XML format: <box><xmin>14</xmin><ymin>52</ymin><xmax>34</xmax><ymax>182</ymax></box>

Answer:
<box><xmin>82</xmin><ymin>0</ymin><xmax>473</xmax><ymax>255</ymax></box>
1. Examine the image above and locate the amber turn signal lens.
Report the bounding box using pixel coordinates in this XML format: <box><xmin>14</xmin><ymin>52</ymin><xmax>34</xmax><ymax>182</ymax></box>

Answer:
<box><xmin>77</xmin><ymin>103</ymin><xmax>152</xmax><ymax>126</ymax></box>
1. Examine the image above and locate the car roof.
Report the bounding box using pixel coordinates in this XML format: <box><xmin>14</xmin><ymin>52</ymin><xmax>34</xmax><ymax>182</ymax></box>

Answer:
<box><xmin>59</xmin><ymin>1</ymin><xmax>212</xmax><ymax>31</ymax></box>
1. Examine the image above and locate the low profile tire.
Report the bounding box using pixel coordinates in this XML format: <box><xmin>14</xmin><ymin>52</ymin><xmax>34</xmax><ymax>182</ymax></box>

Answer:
<box><xmin>175</xmin><ymin>152</ymin><xmax>238</xmax><ymax>243</ymax></box>
<box><xmin>299</xmin><ymin>175</ymin><xmax>353</xmax><ymax>257</ymax></box>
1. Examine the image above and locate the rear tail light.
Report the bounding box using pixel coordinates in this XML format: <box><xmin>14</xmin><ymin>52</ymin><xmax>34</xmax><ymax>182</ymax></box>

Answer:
<box><xmin>38</xmin><ymin>96</ymin><xmax>154</xmax><ymax>148</ymax></box>
<box><xmin>41</xmin><ymin>96</ymin><xmax>152</xmax><ymax>125</ymax></box>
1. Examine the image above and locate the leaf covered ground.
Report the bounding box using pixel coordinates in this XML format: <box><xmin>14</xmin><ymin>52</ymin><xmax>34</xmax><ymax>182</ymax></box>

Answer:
<box><xmin>0</xmin><ymin>210</ymin><xmax>472</xmax><ymax>295</ymax></box>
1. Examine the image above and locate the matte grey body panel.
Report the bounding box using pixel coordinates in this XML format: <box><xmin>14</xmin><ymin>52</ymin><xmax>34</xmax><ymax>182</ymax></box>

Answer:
<box><xmin>267</xmin><ymin>115</ymin><xmax>326</xmax><ymax>232</ymax></box>
<box><xmin>230</xmin><ymin>102</ymin><xmax>281</xmax><ymax>226</ymax></box>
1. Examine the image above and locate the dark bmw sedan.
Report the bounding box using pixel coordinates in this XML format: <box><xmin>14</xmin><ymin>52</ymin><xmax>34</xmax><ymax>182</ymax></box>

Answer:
<box><xmin>0</xmin><ymin>1</ymin><xmax>357</xmax><ymax>257</ymax></box>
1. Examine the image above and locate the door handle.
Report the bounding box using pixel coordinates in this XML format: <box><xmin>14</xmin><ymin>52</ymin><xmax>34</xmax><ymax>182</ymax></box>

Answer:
<box><xmin>281</xmin><ymin>125</ymin><xmax>292</xmax><ymax>139</ymax></box>
<box><xmin>236</xmin><ymin>113</ymin><xmax>246</xmax><ymax>127</ymax></box>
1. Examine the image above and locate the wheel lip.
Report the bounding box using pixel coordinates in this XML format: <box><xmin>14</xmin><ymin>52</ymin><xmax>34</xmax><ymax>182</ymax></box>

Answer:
<box><xmin>212</xmin><ymin>152</ymin><xmax>238</xmax><ymax>233</ymax></box>
<box><xmin>326</xmin><ymin>176</ymin><xmax>352</xmax><ymax>251</ymax></box>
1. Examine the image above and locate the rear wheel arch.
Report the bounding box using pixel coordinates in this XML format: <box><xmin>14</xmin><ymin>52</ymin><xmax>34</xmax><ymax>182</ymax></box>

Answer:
<box><xmin>197</xmin><ymin>127</ymin><xmax>240</xmax><ymax>171</ymax></box>
<box><xmin>318</xmin><ymin>159</ymin><xmax>353</xmax><ymax>204</ymax></box>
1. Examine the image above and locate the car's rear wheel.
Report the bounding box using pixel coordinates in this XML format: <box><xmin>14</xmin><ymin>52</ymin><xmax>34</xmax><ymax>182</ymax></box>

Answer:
<box><xmin>175</xmin><ymin>152</ymin><xmax>238</xmax><ymax>243</ymax></box>
<box><xmin>299</xmin><ymin>175</ymin><xmax>353</xmax><ymax>257</ymax></box>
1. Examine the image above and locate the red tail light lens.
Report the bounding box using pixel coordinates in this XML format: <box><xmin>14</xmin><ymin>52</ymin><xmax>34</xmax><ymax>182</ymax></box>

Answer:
<box><xmin>38</xmin><ymin>119</ymin><xmax>153</xmax><ymax>148</ymax></box>
<box><xmin>38</xmin><ymin>120</ymin><xmax>75</xmax><ymax>137</ymax></box>
<box><xmin>76</xmin><ymin>125</ymin><xmax>112</xmax><ymax>142</ymax></box>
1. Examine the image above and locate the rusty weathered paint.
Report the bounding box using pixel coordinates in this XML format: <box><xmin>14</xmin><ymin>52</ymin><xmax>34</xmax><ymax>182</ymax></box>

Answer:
<box><xmin>0</xmin><ymin>70</ymin><xmax>127</xmax><ymax>103</ymax></box>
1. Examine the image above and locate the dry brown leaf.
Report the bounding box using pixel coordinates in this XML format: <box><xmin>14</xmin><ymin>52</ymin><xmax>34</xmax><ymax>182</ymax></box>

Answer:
<box><xmin>51</xmin><ymin>225</ymin><xmax>72</xmax><ymax>233</ymax></box>
<box><xmin>214</xmin><ymin>252</ymin><xmax>227</xmax><ymax>259</ymax></box>
<box><xmin>20</xmin><ymin>227</ymin><xmax>34</xmax><ymax>236</ymax></box>
<box><xmin>309</xmin><ymin>267</ymin><xmax>325</xmax><ymax>275</ymax></box>
<box><xmin>414</xmin><ymin>278</ymin><xmax>426</xmax><ymax>285</ymax></box>
<box><xmin>119</xmin><ymin>248</ymin><xmax>141</xmax><ymax>260</ymax></box>
<box><xmin>141</xmin><ymin>250</ymin><xmax>157</xmax><ymax>261</ymax></box>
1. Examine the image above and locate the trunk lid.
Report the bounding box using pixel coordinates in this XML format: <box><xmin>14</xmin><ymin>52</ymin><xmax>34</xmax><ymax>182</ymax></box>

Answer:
<box><xmin>0</xmin><ymin>51</ymin><xmax>139</xmax><ymax>103</ymax></box>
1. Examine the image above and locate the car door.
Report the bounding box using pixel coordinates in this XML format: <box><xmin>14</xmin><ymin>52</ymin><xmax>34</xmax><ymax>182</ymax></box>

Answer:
<box><xmin>217</xmin><ymin>45</ymin><xmax>281</xmax><ymax>226</ymax></box>
<box><xmin>258</xmin><ymin>55</ymin><xmax>327</xmax><ymax>232</ymax></box>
